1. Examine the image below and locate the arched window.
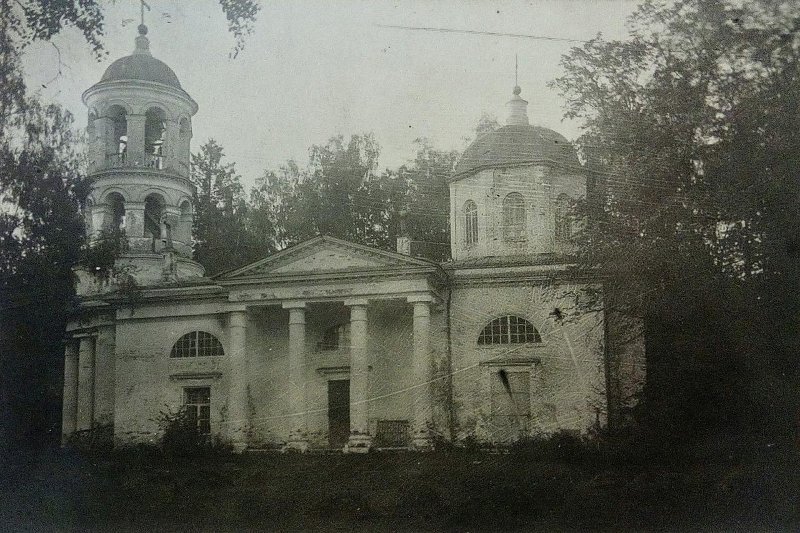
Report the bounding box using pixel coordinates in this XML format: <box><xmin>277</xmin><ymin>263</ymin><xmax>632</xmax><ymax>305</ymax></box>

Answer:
<box><xmin>106</xmin><ymin>192</ymin><xmax>126</xmax><ymax>232</ymax></box>
<box><xmin>478</xmin><ymin>315</ymin><xmax>541</xmax><ymax>345</ymax></box>
<box><xmin>145</xmin><ymin>107</ymin><xmax>166</xmax><ymax>169</ymax></box>
<box><xmin>171</xmin><ymin>331</ymin><xmax>225</xmax><ymax>358</ymax></box>
<box><xmin>554</xmin><ymin>194</ymin><xmax>572</xmax><ymax>243</ymax></box>
<box><xmin>502</xmin><ymin>192</ymin><xmax>526</xmax><ymax>242</ymax></box>
<box><xmin>464</xmin><ymin>200</ymin><xmax>478</xmax><ymax>246</ymax></box>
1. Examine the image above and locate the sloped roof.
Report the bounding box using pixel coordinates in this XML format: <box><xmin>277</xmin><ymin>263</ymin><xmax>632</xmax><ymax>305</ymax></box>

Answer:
<box><xmin>216</xmin><ymin>236</ymin><xmax>440</xmax><ymax>281</ymax></box>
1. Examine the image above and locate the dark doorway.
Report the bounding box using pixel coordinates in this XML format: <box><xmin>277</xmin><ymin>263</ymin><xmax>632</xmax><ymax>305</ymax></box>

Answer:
<box><xmin>328</xmin><ymin>379</ymin><xmax>350</xmax><ymax>448</ymax></box>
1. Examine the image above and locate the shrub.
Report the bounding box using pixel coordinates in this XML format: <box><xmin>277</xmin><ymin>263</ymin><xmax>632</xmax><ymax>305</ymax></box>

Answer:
<box><xmin>157</xmin><ymin>407</ymin><xmax>233</xmax><ymax>458</ymax></box>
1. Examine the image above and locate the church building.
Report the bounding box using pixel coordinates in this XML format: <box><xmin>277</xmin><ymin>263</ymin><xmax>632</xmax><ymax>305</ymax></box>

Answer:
<box><xmin>62</xmin><ymin>24</ymin><xmax>644</xmax><ymax>452</ymax></box>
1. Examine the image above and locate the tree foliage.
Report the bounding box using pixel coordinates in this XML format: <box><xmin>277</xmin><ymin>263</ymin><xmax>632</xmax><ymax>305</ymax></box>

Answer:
<box><xmin>191</xmin><ymin>139</ymin><xmax>271</xmax><ymax>275</ymax></box>
<box><xmin>552</xmin><ymin>0</ymin><xmax>800</xmax><ymax>452</ymax></box>
<box><xmin>248</xmin><ymin>134</ymin><xmax>456</xmax><ymax>257</ymax></box>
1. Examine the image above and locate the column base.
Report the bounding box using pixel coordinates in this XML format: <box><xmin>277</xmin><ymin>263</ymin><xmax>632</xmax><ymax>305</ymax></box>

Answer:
<box><xmin>344</xmin><ymin>433</ymin><xmax>372</xmax><ymax>453</ymax></box>
<box><xmin>282</xmin><ymin>439</ymin><xmax>309</xmax><ymax>453</ymax></box>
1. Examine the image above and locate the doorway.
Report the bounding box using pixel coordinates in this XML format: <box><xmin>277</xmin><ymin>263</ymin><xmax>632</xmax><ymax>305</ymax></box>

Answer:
<box><xmin>327</xmin><ymin>379</ymin><xmax>350</xmax><ymax>448</ymax></box>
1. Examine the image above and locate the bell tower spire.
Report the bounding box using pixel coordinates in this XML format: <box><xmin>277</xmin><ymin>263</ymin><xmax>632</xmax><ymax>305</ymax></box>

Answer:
<box><xmin>506</xmin><ymin>55</ymin><xmax>529</xmax><ymax>126</ymax></box>
<box><xmin>78</xmin><ymin>13</ymin><xmax>203</xmax><ymax>293</ymax></box>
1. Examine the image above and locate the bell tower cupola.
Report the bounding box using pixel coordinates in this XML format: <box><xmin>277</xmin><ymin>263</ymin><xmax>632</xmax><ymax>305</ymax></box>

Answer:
<box><xmin>80</xmin><ymin>21</ymin><xmax>203</xmax><ymax>289</ymax></box>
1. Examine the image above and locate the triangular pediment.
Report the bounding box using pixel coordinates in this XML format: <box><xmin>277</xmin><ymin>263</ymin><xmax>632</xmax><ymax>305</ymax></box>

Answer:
<box><xmin>217</xmin><ymin>236</ymin><xmax>437</xmax><ymax>279</ymax></box>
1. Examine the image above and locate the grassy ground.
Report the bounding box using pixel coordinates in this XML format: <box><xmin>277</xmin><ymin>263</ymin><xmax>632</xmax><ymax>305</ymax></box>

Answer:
<box><xmin>1</xmin><ymin>445</ymin><xmax>798</xmax><ymax>532</ymax></box>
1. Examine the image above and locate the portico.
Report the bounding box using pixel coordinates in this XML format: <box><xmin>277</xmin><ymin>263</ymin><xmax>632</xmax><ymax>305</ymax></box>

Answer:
<box><xmin>217</xmin><ymin>236</ymin><xmax>446</xmax><ymax>451</ymax></box>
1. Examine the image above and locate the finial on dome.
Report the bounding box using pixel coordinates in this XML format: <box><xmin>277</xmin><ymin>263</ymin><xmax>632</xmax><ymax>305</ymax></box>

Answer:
<box><xmin>506</xmin><ymin>83</ymin><xmax>529</xmax><ymax>126</ymax></box>
<box><xmin>133</xmin><ymin>1</ymin><xmax>151</xmax><ymax>54</ymax></box>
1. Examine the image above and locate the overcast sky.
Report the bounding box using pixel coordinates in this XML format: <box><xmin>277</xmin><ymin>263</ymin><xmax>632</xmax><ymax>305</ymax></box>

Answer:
<box><xmin>22</xmin><ymin>0</ymin><xmax>638</xmax><ymax>189</ymax></box>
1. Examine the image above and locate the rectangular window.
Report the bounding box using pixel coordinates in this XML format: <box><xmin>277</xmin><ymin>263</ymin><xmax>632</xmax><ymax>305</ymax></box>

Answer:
<box><xmin>490</xmin><ymin>371</ymin><xmax>531</xmax><ymax>442</ymax></box>
<box><xmin>184</xmin><ymin>387</ymin><xmax>211</xmax><ymax>435</ymax></box>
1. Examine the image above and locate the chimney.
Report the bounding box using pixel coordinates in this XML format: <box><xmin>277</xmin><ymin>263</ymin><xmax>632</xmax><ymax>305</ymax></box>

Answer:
<box><xmin>396</xmin><ymin>208</ymin><xmax>411</xmax><ymax>255</ymax></box>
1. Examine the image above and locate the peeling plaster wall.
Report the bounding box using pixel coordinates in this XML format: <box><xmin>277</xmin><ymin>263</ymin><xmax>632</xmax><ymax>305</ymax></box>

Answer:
<box><xmin>448</xmin><ymin>279</ymin><xmax>607</xmax><ymax>442</ymax></box>
<box><xmin>113</xmin><ymin>311</ymin><xmax>230</xmax><ymax>445</ymax></box>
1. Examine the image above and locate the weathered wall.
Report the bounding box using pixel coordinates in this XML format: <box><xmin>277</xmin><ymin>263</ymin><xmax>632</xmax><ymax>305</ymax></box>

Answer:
<box><xmin>449</xmin><ymin>165</ymin><xmax>585</xmax><ymax>260</ymax></box>
<box><xmin>113</xmin><ymin>308</ymin><xmax>230</xmax><ymax>445</ymax></box>
<box><xmin>448</xmin><ymin>278</ymin><xmax>606</xmax><ymax>442</ymax></box>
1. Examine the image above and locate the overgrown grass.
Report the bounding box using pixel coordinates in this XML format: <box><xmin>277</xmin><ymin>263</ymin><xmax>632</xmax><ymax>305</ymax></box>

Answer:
<box><xmin>1</xmin><ymin>437</ymin><xmax>797</xmax><ymax>531</ymax></box>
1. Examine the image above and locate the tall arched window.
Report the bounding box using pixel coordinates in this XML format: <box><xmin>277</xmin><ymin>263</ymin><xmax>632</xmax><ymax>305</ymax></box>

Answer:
<box><xmin>145</xmin><ymin>107</ymin><xmax>166</xmax><ymax>169</ymax></box>
<box><xmin>502</xmin><ymin>192</ymin><xmax>526</xmax><ymax>242</ymax></box>
<box><xmin>464</xmin><ymin>200</ymin><xmax>478</xmax><ymax>246</ymax></box>
<box><xmin>105</xmin><ymin>192</ymin><xmax>126</xmax><ymax>232</ymax></box>
<box><xmin>171</xmin><ymin>331</ymin><xmax>225</xmax><ymax>358</ymax></box>
<box><xmin>554</xmin><ymin>194</ymin><xmax>572</xmax><ymax>243</ymax></box>
<box><xmin>478</xmin><ymin>315</ymin><xmax>542</xmax><ymax>345</ymax></box>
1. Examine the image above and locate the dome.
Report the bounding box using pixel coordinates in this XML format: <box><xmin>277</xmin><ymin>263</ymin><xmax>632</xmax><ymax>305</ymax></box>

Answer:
<box><xmin>100</xmin><ymin>54</ymin><xmax>182</xmax><ymax>89</ymax></box>
<box><xmin>94</xmin><ymin>25</ymin><xmax>184</xmax><ymax>91</ymax></box>
<box><xmin>453</xmin><ymin>124</ymin><xmax>579</xmax><ymax>178</ymax></box>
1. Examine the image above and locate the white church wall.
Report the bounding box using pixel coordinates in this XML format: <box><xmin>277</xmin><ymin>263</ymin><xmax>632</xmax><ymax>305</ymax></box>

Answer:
<box><xmin>113</xmin><ymin>312</ymin><xmax>230</xmax><ymax>446</ymax></box>
<box><xmin>450</xmin><ymin>165</ymin><xmax>586</xmax><ymax>261</ymax></box>
<box><xmin>448</xmin><ymin>279</ymin><xmax>607</xmax><ymax>443</ymax></box>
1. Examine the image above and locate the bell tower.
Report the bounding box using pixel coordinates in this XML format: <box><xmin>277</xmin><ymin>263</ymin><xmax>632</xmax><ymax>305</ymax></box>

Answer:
<box><xmin>80</xmin><ymin>22</ymin><xmax>203</xmax><ymax>289</ymax></box>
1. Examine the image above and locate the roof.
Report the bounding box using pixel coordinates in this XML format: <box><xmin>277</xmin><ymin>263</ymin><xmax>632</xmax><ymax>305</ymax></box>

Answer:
<box><xmin>452</xmin><ymin>124</ymin><xmax>580</xmax><ymax>179</ymax></box>
<box><xmin>100</xmin><ymin>53</ymin><xmax>182</xmax><ymax>89</ymax></box>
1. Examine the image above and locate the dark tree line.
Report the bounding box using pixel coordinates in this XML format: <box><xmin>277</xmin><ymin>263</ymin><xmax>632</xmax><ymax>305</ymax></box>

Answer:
<box><xmin>552</xmin><ymin>0</ymin><xmax>800</xmax><ymax>458</ymax></box>
<box><xmin>190</xmin><ymin>134</ymin><xmax>459</xmax><ymax>276</ymax></box>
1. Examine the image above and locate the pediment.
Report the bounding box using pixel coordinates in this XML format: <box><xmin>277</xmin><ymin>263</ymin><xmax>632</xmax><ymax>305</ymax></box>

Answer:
<box><xmin>218</xmin><ymin>236</ymin><xmax>436</xmax><ymax>279</ymax></box>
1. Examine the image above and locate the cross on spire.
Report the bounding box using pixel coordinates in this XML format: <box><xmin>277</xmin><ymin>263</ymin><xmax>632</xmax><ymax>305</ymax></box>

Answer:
<box><xmin>515</xmin><ymin>53</ymin><xmax>518</xmax><ymax>86</ymax></box>
<box><xmin>140</xmin><ymin>0</ymin><xmax>151</xmax><ymax>27</ymax></box>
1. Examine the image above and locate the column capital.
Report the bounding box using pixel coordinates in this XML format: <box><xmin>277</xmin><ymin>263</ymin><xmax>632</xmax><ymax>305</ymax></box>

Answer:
<box><xmin>344</xmin><ymin>297</ymin><xmax>369</xmax><ymax>307</ymax></box>
<box><xmin>281</xmin><ymin>300</ymin><xmax>306</xmax><ymax>310</ymax></box>
<box><xmin>229</xmin><ymin>309</ymin><xmax>247</xmax><ymax>328</ymax></box>
<box><xmin>406</xmin><ymin>293</ymin><xmax>434</xmax><ymax>304</ymax></box>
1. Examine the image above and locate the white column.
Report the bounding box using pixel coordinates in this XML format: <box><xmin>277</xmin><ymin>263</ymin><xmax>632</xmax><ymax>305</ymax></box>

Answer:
<box><xmin>409</xmin><ymin>295</ymin><xmax>433</xmax><ymax>449</ymax></box>
<box><xmin>61</xmin><ymin>340</ymin><xmax>79</xmax><ymax>443</ymax></box>
<box><xmin>76</xmin><ymin>334</ymin><xmax>95</xmax><ymax>431</ymax></box>
<box><xmin>345</xmin><ymin>298</ymin><xmax>371</xmax><ymax>452</ymax></box>
<box><xmin>90</xmin><ymin>204</ymin><xmax>109</xmax><ymax>240</ymax></box>
<box><xmin>228</xmin><ymin>310</ymin><xmax>248</xmax><ymax>451</ymax></box>
<box><xmin>93</xmin><ymin>324</ymin><xmax>116</xmax><ymax>426</ymax></box>
<box><xmin>283</xmin><ymin>301</ymin><xmax>308</xmax><ymax>451</ymax></box>
<box><xmin>126</xmin><ymin>114</ymin><xmax>146</xmax><ymax>166</ymax></box>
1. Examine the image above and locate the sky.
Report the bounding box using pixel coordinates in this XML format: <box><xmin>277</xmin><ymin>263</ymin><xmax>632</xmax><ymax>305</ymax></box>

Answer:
<box><xmin>22</xmin><ymin>0</ymin><xmax>639</xmax><ymax>189</ymax></box>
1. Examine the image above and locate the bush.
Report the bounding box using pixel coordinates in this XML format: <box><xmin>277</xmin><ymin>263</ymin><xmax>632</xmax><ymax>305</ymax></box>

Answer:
<box><xmin>158</xmin><ymin>407</ymin><xmax>233</xmax><ymax>458</ymax></box>
<box><xmin>509</xmin><ymin>430</ymin><xmax>597</xmax><ymax>464</ymax></box>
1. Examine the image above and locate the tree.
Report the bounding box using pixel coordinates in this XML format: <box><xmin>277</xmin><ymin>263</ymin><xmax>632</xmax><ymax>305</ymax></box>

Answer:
<box><xmin>256</xmin><ymin>133</ymin><xmax>391</xmax><ymax>248</ymax></box>
<box><xmin>552</xmin><ymin>0</ymin><xmax>800</xmax><ymax>454</ymax></box>
<box><xmin>397</xmin><ymin>139</ymin><xmax>459</xmax><ymax>258</ymax></box>
<box><xmin>191</xmin><ymin>139</ymin><xmax>271</xmax><ymax>275</ymax></box>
